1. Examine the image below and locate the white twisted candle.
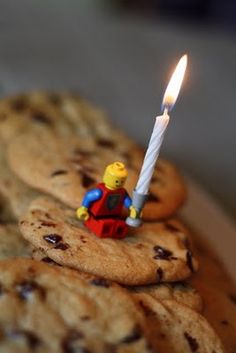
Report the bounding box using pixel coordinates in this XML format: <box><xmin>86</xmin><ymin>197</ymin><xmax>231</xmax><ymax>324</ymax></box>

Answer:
<box><xmin>135</xmin><ymin>112</ymin><xmax>170</xmax><ymax>195</ymax></box>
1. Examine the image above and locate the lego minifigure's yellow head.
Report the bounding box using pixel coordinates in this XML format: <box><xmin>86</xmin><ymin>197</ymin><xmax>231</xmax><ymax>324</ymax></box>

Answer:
<box><xmin>103</xmin><ymin>162</ymin><xmax>128</xmax><ymax>190</ymax></box>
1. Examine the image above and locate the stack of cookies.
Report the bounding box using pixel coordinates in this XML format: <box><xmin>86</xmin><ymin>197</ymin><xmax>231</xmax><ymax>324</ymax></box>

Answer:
<box><xmin>0</xmin><ymin>92</ymin><xmax>234</xmax><ymax>353</ymax></box>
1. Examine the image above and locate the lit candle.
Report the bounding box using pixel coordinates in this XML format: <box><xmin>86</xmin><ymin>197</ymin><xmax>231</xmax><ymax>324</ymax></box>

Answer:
<box><xmin>126</xmin><ymin>54</ymin><xmax>188</xmax><ymax>227</ymax></box>
<box><xmin>135</xmin><ymin>111</ymin><xmax>169</xmax><ymax>195</ymax></box>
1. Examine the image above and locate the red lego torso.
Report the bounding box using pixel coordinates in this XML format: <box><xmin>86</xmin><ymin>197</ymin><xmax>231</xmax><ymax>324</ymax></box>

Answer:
<box><xmin>90</xmin><ymin>183</ymin><xmax>127</xmax><ymax>217</ymax></box>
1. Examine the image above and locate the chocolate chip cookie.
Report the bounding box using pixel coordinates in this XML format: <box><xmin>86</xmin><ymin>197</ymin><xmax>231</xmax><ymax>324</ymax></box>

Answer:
<box><xmin>191</xmin><ymin>232</ymin><xmax>236</xmax><ymax>353</ymax></box>
<box><xmin>0</xmin><ymin>258</ymin><xmax>154</xmax><ymax>353</ymax></box>
<box><xmin>8</xmin><ymin>128</ymin><xmax>186</xmax><ymax>221</ymax></box>
<box><xmin>133</xmin><ymin>293</ymin><xmax>224</xmax><ymax>353</ymax></box>
<box><xmin>19</xmin><ymin>197</ymin><xmax>197</xmax><ymax>285</ymax></box>
<box><xmin>0</xmin><ymin>140</ymin><xmax>40</xmax><ymax>220</ymax></box>
<box><xmin>130</xmin><ymin>281</ymin><xmax>203</xmax><ymax>313</ymax></box>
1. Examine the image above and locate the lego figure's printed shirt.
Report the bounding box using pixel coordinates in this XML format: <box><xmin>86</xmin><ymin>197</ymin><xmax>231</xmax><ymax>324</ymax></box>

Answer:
<box><xmin>82</xmin><ymin>183</ymin><xmax>131</xmax><ymax>217</ymax></box>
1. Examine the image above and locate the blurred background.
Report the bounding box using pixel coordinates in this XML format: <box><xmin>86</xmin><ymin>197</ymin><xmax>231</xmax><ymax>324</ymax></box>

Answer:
<box><xmin>0</xmin><ymin>0</ymin><xmax>235</xmax><ymax>218</ymax></box>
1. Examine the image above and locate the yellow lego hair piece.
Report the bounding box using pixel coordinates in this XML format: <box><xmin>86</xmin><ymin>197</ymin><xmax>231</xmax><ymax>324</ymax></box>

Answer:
<box><xmin>103</xmin><ymin>162</ymin><xmax>128</xmax><ymax>189</ymax></box>
<box><xmin>105</xmin><ymin>162</ymin><xmax>127</xmax><ymax>178</ymax></box>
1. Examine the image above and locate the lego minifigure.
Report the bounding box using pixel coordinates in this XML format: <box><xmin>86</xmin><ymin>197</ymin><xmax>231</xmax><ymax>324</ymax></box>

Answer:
<box><xmin>77</xmin><ymin>161</ymin><xmax>137</xmax><ymax>238</ymax></box>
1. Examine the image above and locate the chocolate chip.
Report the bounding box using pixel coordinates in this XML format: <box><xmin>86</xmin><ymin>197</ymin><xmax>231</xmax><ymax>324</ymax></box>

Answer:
<box><xmin>221</xmin><ymin>320</ymin><xmax>229</xmax><ymax>325</ymax></box>
<box><xmin>73</xmin><ymin>149</ymin><xmax>92</xmax><ymax>157</ymax></box>
<box><xmin>80</xmin><ymin>315</ymin><xmax>91</xmax><ymax>321</ymax></box>
<box><xmin>31</xmin><ymin>111</ymin><xmax>51</xmax><ymax>125</ymax></box>
<box><xmin>62</xmin><ymin>328</ymin><xmax>84</xmax><ymax>353</ymax></box>
<box><xmin>147</xmin><ymin>193</ymin><xmax>160</xmax><ymax>202</ymax></box>
<box><xmin>24</xmin><ymin>331</ymin><xmax>40</xmax><ymax>348</ymax></box>
<box><xmin>157</xmin><ymin>268</ymin><xmax>163</xmax><ymax>281</ymax></box>
<box><xmin>67</xmin><ymin>329</ymin><xmax>84</xmax><ymax>340</ymax></box>
<box><xmin>151</xmin><ymin>176</ymin><xmax>163</xmax><ymax>184</ymax></box>
<box><xmin>80</xmin><ymin>235</ymin><xmax>87</xmax><ymax>244</ymax></box>
<box><xmin>16</xmin><ymin>280</ymin><xmax>45</xmax><ymax>300</ymax></box>
<box><xmin>8</xmin><ymin>329</ymin><xmax>40</xmax><ymax>349</ymax></box>
<box><xmin>41</xmin><ymin>257</ymin><xmax>55</xmax><ymax>264</ymax></box>
<box><xmin>184</xmin><ymin>332</ymin><xmax>199</xmax><ymax>352</ymax></box>
<box><xmin>229</xmin><ymin>294</ymin><xmax>236</xmax><ymax>305</ymax></box>
<box><xmin>186</xmin><ymin>250</ymin><xmax>195</xmax><ymax>272</ymax></box>
<box><xmin>43</xmin><ymin>234</ymin><xmax>62</xmax><ymax>244</ymax></box>
<box><xmin>11</xmin><ymin>98</ymin><xmax>28</xmax><ymax>112</ymax></box>
<box><xmin>121</xmin><ymin>325</ymin><xmax>142</xmax><ymax>344</ymax></box>
<box><xmin>48</xmin><ymin>94</ymin><xmax>61</xmax><ymax>105</ymax></box>
<box><xmin>51</xmin><ymin>170</ymin><xmax>68</xmax><ymax>177</ymax></box>
<box><xmin>40</xmin><ymin>221</ymin><xmax>56</xmax><ymax>227</ymax></box>
<box><xmin>54</xmin><ymin>242</ymin><xmax>69</xmax><ymax>250</ymax></box>
<box><xmin>90</xmin><ymin>278</ymin><xmax>110</xmax><ymax>288</ymax></box>
<box><xmin>96</xmin><ymin>138</ymin><xmax>115</xmax><ymax>148</ymax></box>
<box><xmin>81</xmin><ymin>173</ymin><xmax>95</xmax><ymax>188</ymax></box>
<box><xmin>153</xmin><ymin>246</ymin><xmax>173</xmax><ymax>260</ymax></box>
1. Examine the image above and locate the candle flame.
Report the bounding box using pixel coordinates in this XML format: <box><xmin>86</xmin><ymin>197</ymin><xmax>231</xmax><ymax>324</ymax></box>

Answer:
<box><xmin>162</xmin><ymin>54</ymin><xmax>188</xmax><ymax>112</ymax></box>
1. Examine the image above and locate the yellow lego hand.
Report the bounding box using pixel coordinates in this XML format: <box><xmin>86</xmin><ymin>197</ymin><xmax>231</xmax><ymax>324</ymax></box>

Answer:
<box><xmin>76</xmin><ymin>206</ymin><xmax>90</xmax><ymax>221</ymax></box>
<box><xmin>129</xmin><ymin>205</ymin><xmax>139</xmax><ymax>219</ymax></box>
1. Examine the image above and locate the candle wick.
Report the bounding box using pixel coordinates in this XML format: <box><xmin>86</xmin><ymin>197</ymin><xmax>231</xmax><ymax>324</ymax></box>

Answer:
<box><xmin>163</xmin><ymin>107</ymin><xmax>168</xmax><ymax>116</ymax></box>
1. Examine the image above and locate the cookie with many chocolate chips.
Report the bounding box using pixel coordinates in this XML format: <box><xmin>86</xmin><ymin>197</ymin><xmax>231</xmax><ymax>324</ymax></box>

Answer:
<box><xmin>0</xmin><ymin>91</ymin><xmax>115</xmax><ymax>144</ymax></box>
<box><xmin>0</xmin><ymin>91</ymin><xmax>139</xmax><ymax>160</ymax></box>
<box><xmin>0</xmin><ymin>92</ymin><xmax>66</xmax><ymax>144</ymax></box>
<box><xmin>133</xmin><ymin>293</ymin><xmax>224</xmax><ymax>353</ymax></box>
<box><xmin>8</xmin><ymin>128</ymin><xmax>186</xmax><ymax>220</ymax></box>
<box><xmin>31</xmin><ymin>247</ymin><xmax>202</xmax><ymax>312</ymax></box>
<box><xmin>190</xmin><ymin>232</ymin><xmax>236</xmax><ymax>353</ymax></box>
<box><xmin>0</xmin><ymin>140</ymin><xmax>40</xmax><ymax>220</ymax></box>
<box><xmin>0</xmin><ymin>223</ymin><xmax>31</xmax><ymax>259</ymax></box>
<box><xmin>19</xmin><ymin>197</ymin><xmax>198</xmax><ymax>285</ymax></box>
<box><xmin>0</xmin><ymin>258</ymin><xmax>154</xmax><ymax>353</ymax></box>
<box><xmin>130</xmin><ymin>281</ymin><xmax>203</xmax><ymax>313</ymax></box>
